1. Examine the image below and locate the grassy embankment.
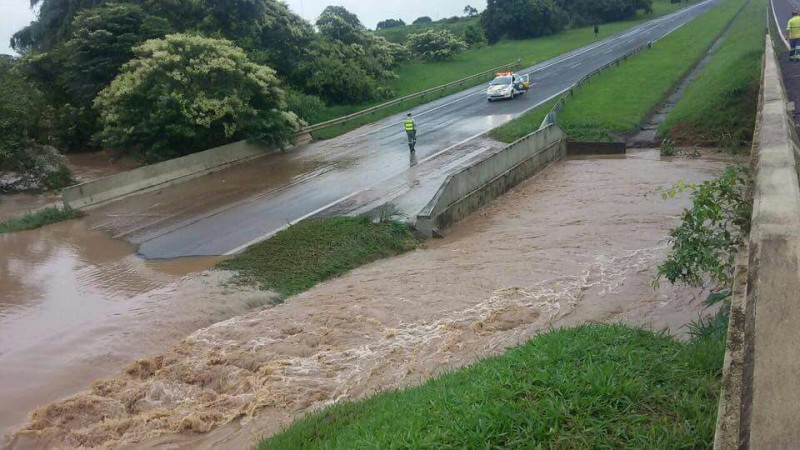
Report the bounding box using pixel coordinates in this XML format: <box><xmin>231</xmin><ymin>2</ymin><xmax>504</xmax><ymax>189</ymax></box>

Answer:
<box><xmin>489</xmin><ymin>0</ymin><xmax>752</xmax><ymax>143</ymax></box>
<box><xmin>0</xmin><ymin>206</ymin><xmax>84</xmax><ymax>234</ymax></box>
<box><xmin>660</xmin><ymin>0</ymin><xmax>765</xmax><ymax>147</ymax></box>
<box><xmin>217</xmin><ymin>216</ymin><xmax>420</xmax><ymax>299</ymax></box>
<box><xmin>261</xmin><ymin>323</ymin><xmax>725</xmax><ymax>449</ymax></box>
<box><xmin>312</xmin><ymin>0</ymin><xmax>688</xmax><ymax>139</ymax></box>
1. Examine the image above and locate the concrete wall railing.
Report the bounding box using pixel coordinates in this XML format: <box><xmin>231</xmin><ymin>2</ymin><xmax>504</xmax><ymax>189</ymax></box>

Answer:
<box><xmin>416</xmin><ymin>124</ymin><xmax>566</xmax><ymax>237</ymax></box>
<box><xmin>62</xmin><ymin>140</ymin><xmax>273</xmax><ymax>209</ymax></box>
<box><xmin>714</xmin><ymin>37</ymin><xmax>800</xmax><ymax>449</ymax></box>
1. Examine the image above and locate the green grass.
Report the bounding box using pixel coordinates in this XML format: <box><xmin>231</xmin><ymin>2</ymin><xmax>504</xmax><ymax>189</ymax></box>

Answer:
<box><xmin>0</xmin><ymin>206</ymin><xmax>84</xmax><ymax>234</ymax></box>
<box><xmin>488</xmin><ymin>98</ymin><xmax>558</xmax><ymax>142</ymax></box>
<box><xmin>217</xmin><ymin>216</ymin><xmax>421</xmax><ymax>298</ymax></box>
<box><xmin>373</xmin><ymin>17</ymin><xmax>480</xmax><ymax>44</ymax></box>
<box><xmin>311</xmin><ymin>0</ymin><xmax>688</xmax><ymax>139</ymax></box>
<box><xmin>489</xmin><ymin>0</ymin><xmax>750</xmax><ymax>143</ymax></box>
<box><xmin>260</xmin><ymin>323</ymin><xmax>726</xmax><ymax>449</ymax></box>
<box><xmin>660</xmin><ymin>0</ymin><xmax>765</xmax><ymax>147</ymax></box>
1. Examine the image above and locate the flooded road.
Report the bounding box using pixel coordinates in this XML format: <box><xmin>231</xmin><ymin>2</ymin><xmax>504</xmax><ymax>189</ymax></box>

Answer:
<box><xmin>0</xmin><ymin>220</ymin><xmax>272</xmax><ymax>442</ymax></box>
<box><xmin>5</xmin><ymin>149</ymin><xmax>742</xmax><ymax>449</ymax></box>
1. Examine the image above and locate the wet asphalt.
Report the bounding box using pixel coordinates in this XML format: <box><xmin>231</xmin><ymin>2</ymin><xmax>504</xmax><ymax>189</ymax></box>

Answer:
<box><xmin>93</xmin><ymin>0</ymin><xmax>720</xmax><ymax>258</ymax></box>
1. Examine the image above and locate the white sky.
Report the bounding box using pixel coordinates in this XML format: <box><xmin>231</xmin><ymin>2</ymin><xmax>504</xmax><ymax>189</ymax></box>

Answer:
<box><xmin>0</xmin><ymin>0</ymin><xmax>481</xmax><ymax>55</ymax></box>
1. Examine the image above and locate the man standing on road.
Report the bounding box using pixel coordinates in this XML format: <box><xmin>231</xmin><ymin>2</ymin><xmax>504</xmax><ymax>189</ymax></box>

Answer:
<box><xmin>787</xmin><ymin>11</ymin><xmax>800</xmax><ymax>61</ymax></box>
<box><xmin>404</xmin><ymin>113</ymin><xmax>417</xmax><ymax>153</ymax></box>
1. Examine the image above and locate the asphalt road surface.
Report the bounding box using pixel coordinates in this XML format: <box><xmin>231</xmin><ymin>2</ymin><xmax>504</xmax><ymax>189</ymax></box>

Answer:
<box><xmin>87</xmin><ymin>0</ymin><xmax>720</xmax><ymax>259</ymax></box>
<box><xmin>771</xmin><ymin>0</ymin><xmax>794</xmax><ymax>47</ymax></box>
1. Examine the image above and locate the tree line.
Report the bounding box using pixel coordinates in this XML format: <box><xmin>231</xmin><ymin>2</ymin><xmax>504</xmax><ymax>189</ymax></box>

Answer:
<box><xmin>1</xmin><ymin>0</ymin><xmax>654</xmax><ymax>186</ymax></box>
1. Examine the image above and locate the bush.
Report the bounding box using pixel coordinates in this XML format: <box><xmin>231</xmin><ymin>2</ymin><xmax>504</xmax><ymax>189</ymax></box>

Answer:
<box><xmin>94</xmin><ymin>34</ymin><xmax>302</xmax><ymax>162</ymax></box>
<box><xmin>285</xmin><ymin>90</ymin><xmax>327</xmax><ymax>124</ymax></box>
<box><xmin>412</xmin><ymin>16</ymin><xmax>433</xmax><ymax>24</ymax></box>
<box><xmin>463</xmin><ymin>23</ymin><xmax>486</xmax><ymax>47</ymax></box>
<box><xmin>298</xmin><ymin>34</ymin><xmax>401</xmax><ymax>104</ymax></box>
<box><xmin>406</xmin><ymin>30</ymin><xmax>468</xmax><ymax>61</ymax></box>
<box><xmin>481</xmin><ymin>0</ymin><xmax>568</xmax><ymax>44</ymax></box>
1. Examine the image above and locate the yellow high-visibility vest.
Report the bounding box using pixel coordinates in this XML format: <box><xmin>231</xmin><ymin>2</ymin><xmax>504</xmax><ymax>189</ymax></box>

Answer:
<box><xmin>788</xmin><ymin>16</ymin><xmax>800</xmax><ymax>39</ymax></box>
<box><xmin>404</xmin><ymin>118</ymin><xmax>415</xmax><ymax>131</ymax></box>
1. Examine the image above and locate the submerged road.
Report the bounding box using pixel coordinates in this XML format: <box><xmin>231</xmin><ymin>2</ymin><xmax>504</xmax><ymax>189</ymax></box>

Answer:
<box><xmin>88</xmin><ymin>0</ymin><xmax>719</xmax><ymax>258</ymax></box>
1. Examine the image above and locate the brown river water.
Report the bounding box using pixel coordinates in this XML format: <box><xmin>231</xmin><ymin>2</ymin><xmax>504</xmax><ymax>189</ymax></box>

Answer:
<box><xmin>2</xmin><ymin>149</ymin><xmax>740</xmax><ymax>449</ymax></box>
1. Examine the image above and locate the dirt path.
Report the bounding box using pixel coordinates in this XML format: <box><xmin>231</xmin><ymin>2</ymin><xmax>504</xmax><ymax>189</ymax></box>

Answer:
<box><xmin>5</xmin><ymin>149</ymin><xmax>740</xmax><ymax>449</ymax></box>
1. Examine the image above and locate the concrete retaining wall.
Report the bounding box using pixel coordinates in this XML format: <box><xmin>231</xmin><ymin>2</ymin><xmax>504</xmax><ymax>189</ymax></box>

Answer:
<box><xmin>714</xmin><ymin>37</ymin><xmax>800</xmax><ymax>448</ymax></box>
<box><xmin>567</xmin><ymin>141</ymin><xmax>626</xmax><ymax>155</ymax></box>
<box><xmin>62</xmin><ymin>140</ymin><xmax>274</xmax><ymax>209</ymax></box>
<box><xmin>416</xmin><ymin>124</ymin><xmax>566</xmax><ymax>237</ymax></box>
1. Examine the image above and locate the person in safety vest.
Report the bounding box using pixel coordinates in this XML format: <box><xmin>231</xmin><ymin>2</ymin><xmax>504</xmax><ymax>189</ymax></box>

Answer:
<box><xmin>404</xmin><ymin>113</ymin><xmax>417</xmax><ymax>152</ymax></box>
<box><xmin>787</xmin><ymin>11</ymin><xmax>800</xmax><ymax>61</ymax></box>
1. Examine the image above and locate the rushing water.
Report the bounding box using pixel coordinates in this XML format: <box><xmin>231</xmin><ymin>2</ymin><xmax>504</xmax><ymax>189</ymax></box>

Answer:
<box><xmin>1</xmin><ymin>149</ymin><xmax>743</xmax><ymax>449</ymax></box>
<box><xmin>0</xmin><ymin>219</ymin><xmax>273</xmax><ymax>444</ymax></box>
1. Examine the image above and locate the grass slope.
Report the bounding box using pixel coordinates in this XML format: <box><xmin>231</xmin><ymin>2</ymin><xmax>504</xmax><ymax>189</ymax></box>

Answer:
<box><xmin>313</xmin><ymin>0</ymin><xmax>687</xmax><ymax>139</ymax></box>
<box><xmin>490</xmin><ymin>0</ymin><xmax>749</xmax><ymax>143</ymax></box>
<box><xmin>261</xmin><ymin>324</ymin><xmax>725</xmax><ymax>449</ymax></box>
<box><xmin>0</xmin><ymin>206</ymin><xmax>84</xmax><ymax>234</ymax></box>
<box><xmin>217</xmin><ymin>217</ymin><xmax>420</xmax><ymax>298</ymax></box>
<box><xmin>660</xmin><ymin>0</ymin><xmax>765</xmax><ymax>146</ymax></box>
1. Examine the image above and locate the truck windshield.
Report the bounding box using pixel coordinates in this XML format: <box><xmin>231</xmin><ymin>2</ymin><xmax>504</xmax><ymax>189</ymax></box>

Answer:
<box><xmin>490</xmin><ymin>77</ymin><xmax>512</xmax><ymax>86</ymax></box>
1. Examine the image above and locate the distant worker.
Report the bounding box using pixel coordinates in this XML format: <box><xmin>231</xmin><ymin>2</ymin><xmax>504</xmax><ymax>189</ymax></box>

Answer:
<box><xmin>594</xmin><ymin>25</ymin><xmax>599</xmax><ymax>39</ymax></box>
<box><xmin>404</xmin><ymin>113</ymin><xmax>417</xmax><ymax>153</ymax></box>
<box><xmin>788</xmin><ymin>11</ymin><xmax>800</xmax><ymax>61</ymax></box>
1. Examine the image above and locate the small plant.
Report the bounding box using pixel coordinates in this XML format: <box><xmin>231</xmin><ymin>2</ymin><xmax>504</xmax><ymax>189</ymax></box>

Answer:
<box><xmin>654</xmin><ymin>165</ymin><xmax>751</xmax><ymax>289</ymax></box>
<box><xmin>376</xmin><ymin>203</ymin><xmax>405</xmax><ymax>223</ymax></box>
<box><xmin>660</xmin><ymin>136</ymin><xmax>676</xmax><ymax>156</ymax></box>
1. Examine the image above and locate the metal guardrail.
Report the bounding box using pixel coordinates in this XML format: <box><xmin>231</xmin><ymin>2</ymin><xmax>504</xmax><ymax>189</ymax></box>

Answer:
<box><xmin>539</xmin><ymin>43</ymin><xmax>651</xmax><ymax>129</ymax></box>
<box><xmin>301</xmin><ymin>59</ymin><xmax>522</xmax><ymax>135</ymax></box>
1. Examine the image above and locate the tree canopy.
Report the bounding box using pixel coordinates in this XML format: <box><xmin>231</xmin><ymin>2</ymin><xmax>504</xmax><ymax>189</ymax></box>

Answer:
<box><xmin>377</xmin><ymin>19</ymin><xmax>406</xmax><ymax>30</ymax></box>
<box><xmin>94</xmin><ymin>34</ymin><xmax>302</xmax><ymax>161</ymax></box>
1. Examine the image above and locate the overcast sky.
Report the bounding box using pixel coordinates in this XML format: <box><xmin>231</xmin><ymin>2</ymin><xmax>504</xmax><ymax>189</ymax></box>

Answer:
<box><xmin>1</xmin><ymin>0</ymin><xmax>482</xmax><ymax>55</ymax></box>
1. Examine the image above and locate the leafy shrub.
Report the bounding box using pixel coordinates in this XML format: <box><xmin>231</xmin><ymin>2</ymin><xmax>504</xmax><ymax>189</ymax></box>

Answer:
<box><xmin>655</xmin><ymin>165</ymin><xmax>751</xmax><ymax>288</ymax></box>
<box><xmin>285</xmin><ymin>90</ymin><xmax>327</xmax><ymax>124</ymax></box>
<box><xmin>463</xmin><ymin>23</ymin><xmax>487</xmax><ymax>47</ymax></box>
<box><xmin>407</xmin><ymin>30</ymin><xmax>468</xmax><ymax>61</ymax></box>
<box><xmin>481</xmin><ymin>0</ymin><xmax>568</xmax><ymax>44</ymax></box>
<box><xmin>412</xmin><ymin>16</ymin><xmax>433</xmax><ymax>25</ymax></box>
<box><xmin>94</xmin><ymin>34</ymin><xmax>302</xmax><ymax>162</ymax></box>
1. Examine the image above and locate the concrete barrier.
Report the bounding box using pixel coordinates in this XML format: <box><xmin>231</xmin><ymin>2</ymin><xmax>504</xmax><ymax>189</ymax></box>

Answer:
<box><xmin>714</xmin><ymin>37</ymin><xmax>800</xmax><ymax>449</ymax></box>
<box><xmin>62</xmin><ymin>140</ymin><xmax>274</xmax><ymax>209</ymax></box>
<box><xmin>415</xmin><ymin>124</ymin><xmax>566</xmax><ymax>237</ymax></box>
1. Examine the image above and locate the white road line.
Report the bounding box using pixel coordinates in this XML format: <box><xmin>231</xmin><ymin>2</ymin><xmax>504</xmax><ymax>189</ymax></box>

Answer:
<box><xmin>772</xmin><ymin>0</ymin><xmax>790</xmax><ymax>48</ymax></box>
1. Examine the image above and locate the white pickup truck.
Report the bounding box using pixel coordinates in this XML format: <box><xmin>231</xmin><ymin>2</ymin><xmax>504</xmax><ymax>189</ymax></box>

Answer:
<box><xmin>486</xmin><ymin>72</ymin><xmax>531</xmax><ymax>102</ymax></box>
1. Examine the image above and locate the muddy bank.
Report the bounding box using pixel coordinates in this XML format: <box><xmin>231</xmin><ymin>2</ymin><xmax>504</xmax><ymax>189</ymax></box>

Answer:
<box><xmin>6</xmin><ymin>149</ymin><xmax>741</xmax><ymax>449</ymax></box>
<box><xmin>0</xmin><ymin>220</ymin><xmax>273</xmax><ymax>442</ymax></box>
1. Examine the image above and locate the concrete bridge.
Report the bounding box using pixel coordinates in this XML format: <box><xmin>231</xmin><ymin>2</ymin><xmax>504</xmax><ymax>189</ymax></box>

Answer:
<box><xmin>714</xmin><ymin>37</ymin><xmax>800</xmax><ymax>449</ymax></box>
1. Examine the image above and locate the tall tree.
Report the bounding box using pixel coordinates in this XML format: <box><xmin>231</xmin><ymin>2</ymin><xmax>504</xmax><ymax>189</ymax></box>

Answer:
<box><xmin>94</xmin><ymin>34</ymin><xmax>301</xmax><ymax>161</ymax></box>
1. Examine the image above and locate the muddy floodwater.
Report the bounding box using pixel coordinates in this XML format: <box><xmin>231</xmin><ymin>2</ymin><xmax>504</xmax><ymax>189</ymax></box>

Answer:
<box><xmin>3</xmin><ymin>149</ymin><xmax>741</xmax><ymax>449</ymax></box>
<box><xmin>0</xmin><ymin>220</ymin><xmax>272</xmax><ymax>443</ymax></box>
